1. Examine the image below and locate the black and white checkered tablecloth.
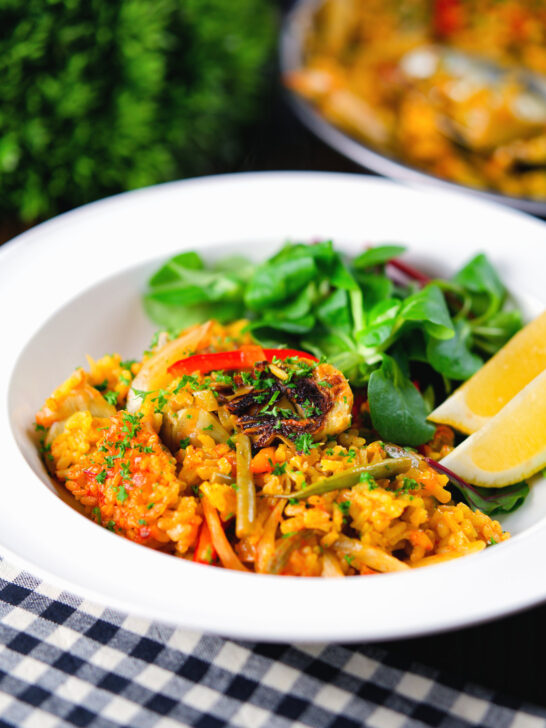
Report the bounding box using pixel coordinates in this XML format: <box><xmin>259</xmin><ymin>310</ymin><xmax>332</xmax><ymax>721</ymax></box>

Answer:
<box><xmin>0</xmin><ymin>558</ymin><xmax>544</xmax><ymax>728</ymax></box>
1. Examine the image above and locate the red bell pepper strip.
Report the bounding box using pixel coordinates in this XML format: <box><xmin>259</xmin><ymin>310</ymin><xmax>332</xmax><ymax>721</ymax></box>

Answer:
<box><xmin>433</xmin><ymin>0</ymin><xmax>465</xmax><ymax>37</ymax></box>
<box><xmin>263</xmin><ymin>348</ymin><xmax>318</xmax><ymax>363</ymax></box>
<box><xmin>168</xmin><ymin>346</ymin><xmax>318</xmax><ymax>377</ymax></box>
<box><xmin>193</xmin><ymin>521</ymin><xmax>218</xmax><ymax>565</ymax></box>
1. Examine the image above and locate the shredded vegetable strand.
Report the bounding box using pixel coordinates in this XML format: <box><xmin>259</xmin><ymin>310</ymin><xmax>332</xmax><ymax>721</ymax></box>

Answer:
<box><xmin>333</xmin><ymin>535</ymin><xmax>410</xmax><ymax>572</ymax></box>
<box><xmin>235</xmin><ymin>434</ymin><xmax>256</xmax><ymax>538</ymax></box>
<box><xmin>201</xmin><ymin>497</ymin><xmax>248</xmax><ymax>572</ymax></box>
<box><xmin>268</xmin><ymin>530</ymin><xmax>315</xmax><ymax>575</ymax></box>
<box><xmin>255</xmin><ymin>500</ymin><xmax>285</xmax><ymax>573</ymax></box>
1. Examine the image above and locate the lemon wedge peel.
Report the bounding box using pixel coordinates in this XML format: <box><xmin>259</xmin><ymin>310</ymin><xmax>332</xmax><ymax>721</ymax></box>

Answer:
<box><xmin>440</xmin><ymin>369</ymin><xmax>546</xmax><ymax>487</ymax></box>
<box><xmin>429</xmin><ymin>309</ymin><xmax>546</xmax><ymax>435</ymax></box>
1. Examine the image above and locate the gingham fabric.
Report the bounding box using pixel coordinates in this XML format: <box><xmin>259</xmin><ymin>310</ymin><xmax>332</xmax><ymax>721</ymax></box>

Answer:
<box><xmin>0</xmin><ymin>558</ymin><xmax>544</xmax><ymax>728</ymax></box>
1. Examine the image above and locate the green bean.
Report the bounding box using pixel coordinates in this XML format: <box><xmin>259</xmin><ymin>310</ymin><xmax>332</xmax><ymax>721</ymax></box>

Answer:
<box><xmin>267</xmin><ymin>530</ymin><xmax>315</xmax><ymax>575</ymax></box>
<box><xmin>272</xmin><ymin>457</ymin><xmax>413</xmax><ymax>500</ymax></box>
<box><xmin>235</xmin><ymin>434</ymin><xmax>256</xmax><ymax>538</ymax></box>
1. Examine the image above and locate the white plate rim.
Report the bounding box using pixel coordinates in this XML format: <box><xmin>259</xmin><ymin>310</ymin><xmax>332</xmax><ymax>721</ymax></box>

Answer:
<box><xmin>2</xmin><ymin>171</ymin><xmax>546</xmax><ymax>643</ymax></box>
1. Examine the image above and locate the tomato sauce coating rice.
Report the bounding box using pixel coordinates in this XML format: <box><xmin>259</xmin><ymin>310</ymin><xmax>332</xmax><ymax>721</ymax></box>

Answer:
<box><xmin>36</xmin><ymin>321</ymin><xmax>508</xmax><ymax>576</ymax></box>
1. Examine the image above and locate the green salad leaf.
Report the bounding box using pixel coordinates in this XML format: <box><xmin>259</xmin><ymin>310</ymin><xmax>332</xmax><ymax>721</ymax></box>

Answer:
<box><xmin>426</xmin><ymin>320</ymin><xmax>483</xmax><ymax>380</ymax></box>
<box><xmin>458</xmin><ymin>481</ymin><xmax>530</xmax><ymax>517</ymax></box>
<box><xmin>145</xmin><ymin>241</ymin><xmax>522</xmax><ymax>455</ymax></box>
<box><xmin>368</xmin><ymin>355</ymin><xmax>436</xmax><ymax>446</ymax></box>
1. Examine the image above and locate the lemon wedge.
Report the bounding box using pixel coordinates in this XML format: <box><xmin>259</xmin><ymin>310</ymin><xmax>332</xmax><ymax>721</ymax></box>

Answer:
<box><xmin>440</xmin><ymin>369</ymin><xmax>546</xmax><ymax>487</ymax></box>
<box><xmin>429</xmin><ymin>309</ymin><xmax>546</xmax><ymax>434</ymax></box>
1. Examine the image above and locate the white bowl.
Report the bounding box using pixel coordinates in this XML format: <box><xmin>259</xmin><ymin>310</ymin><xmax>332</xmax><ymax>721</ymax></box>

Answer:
<box><xmin>2</xmin><ymin>172</ymin><xmax>546</xmax><ymax>643</ymax></box>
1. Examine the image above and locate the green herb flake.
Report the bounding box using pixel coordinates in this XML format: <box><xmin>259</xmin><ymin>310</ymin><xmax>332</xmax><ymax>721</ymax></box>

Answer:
<box><xmin>116</xmin><ymin>485</ymin><xmax>129</xmax><ymax>503</ymax></box>
<box><xmin>336</xmin><ymin>500</ymin><xmax>351</xmax><ymax>515</ymax></box>
<box><xmin>104</xmin><ymin>390</ymin><xmax>118</xmax><ymax>406</ymax></box>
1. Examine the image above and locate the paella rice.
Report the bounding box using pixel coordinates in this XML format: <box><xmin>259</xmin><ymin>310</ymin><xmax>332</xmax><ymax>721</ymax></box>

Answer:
<box><xmin>36</xmin><ymin>319</ymin><xmax>508</xmax><ymax>576</ymax></box>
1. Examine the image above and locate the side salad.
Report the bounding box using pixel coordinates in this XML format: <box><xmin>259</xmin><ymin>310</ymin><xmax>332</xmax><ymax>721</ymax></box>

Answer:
<box><xmin>144</xmin><ymin>241</ymin><xmax>528</xmax><ymax>516</ymax></box>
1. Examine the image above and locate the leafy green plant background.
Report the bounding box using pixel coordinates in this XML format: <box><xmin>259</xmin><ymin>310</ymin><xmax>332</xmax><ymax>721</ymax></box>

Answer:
<box><xmin>0</xmin><ymin>0</ymin><xmax>276</xmax><ymax>223</ymax></box>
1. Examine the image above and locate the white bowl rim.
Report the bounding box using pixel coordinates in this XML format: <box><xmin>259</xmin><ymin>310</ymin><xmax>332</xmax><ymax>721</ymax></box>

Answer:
<box><xmin>2</xmin><ymin>170</ymin><xmax>546</xmax><ymax>643</ymax></box>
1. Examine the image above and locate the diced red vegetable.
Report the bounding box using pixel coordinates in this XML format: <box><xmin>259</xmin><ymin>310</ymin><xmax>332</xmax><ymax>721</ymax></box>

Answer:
<box><xmin>193</xmin><ymin>521</ymin><xmax>218</xmax><ymax>565</ymax></box>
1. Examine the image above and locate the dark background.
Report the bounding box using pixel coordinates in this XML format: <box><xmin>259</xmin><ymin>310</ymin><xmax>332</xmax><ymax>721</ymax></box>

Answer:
<box><xmin>3</xmin><ymin>2</ymin><xmax>545</xmax><ymax>708</ymax></box>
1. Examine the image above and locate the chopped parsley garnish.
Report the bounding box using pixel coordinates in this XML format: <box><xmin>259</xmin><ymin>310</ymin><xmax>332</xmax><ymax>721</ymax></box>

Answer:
<box><xmin>147</xmin><ymin>503</ymin><xmax>155</xmax><ymax>510</ymax></box>
<box><xmin>214</xmin><ymin>371</ymin><xmax>234</xmax><ymax>386</ymax></box>
<box><xmin>94</xmin><ymin>379</ymin><xmax>108</xmax><ymax>392</ymax></box>
<box><xmin>106</xmin><ymin>520</ymin><xmax>116</xmax><ymax>532</ymax></box>
<box><xmin>292</xmin><ymin>432</ymin><xmax>318</xmax><ymax>455</ymax></box>
<box><xmin>288</xmin><ymin>497</ymin><xmax>300</xmax><ymax>505</ymax></box>
<box><xmin>138</xmin><ymin>519</ymin><xmax>147</xmax><ymax>525</ymax></box>
<box><xmin>179</xmin><ymin>437</ymin><xmax>190</xmax><ymax>449</ymax></box>
<box><xmin>272</xmin><ymin>462</ymin><xmax>287</xmax><ymax>476</ymax></box>
<box><xmin>103</xmin><ymin>390</ymin><xmax>118</xmax><ymax>406</ymax></box>
<box><xmin>344</xmin><ymin>554</ymin><xmax>355</xmax><ymax>566</ymax></box>
<box><xmin>144</xmin><ymin>331</ymin><xmax>161</xmax><ymax>355</ymax></box>
<box><xmin>152</xmin><ymin>389</ymin><xmax>168</xmax><ymax>413</ymax></box>
<box><xmin>92</xmin><ymin>507</ymin><xmax>102</xmax><ymax>524</ymax></box>
<box><xmin>360</xmin><ymin>472</ymin><xmax>378</xmax><ymax>490</ymax></box>
<box><xmin>336</xmin><ymin>500</ymin><xmax>351</xmax><ymax>515</ymax></box>
<box><xmin>203</xmin><ymin>424</ymin><xmax>214</xmax><ymax>431</ymax></box>
<box><xmin>120</xmin><ymin>359</ymin><xmax>137</xmax><ymax>369</ymax></box>
<box><xmin>133</xmin><ymin>388</ymin><xmax>152</xmax><ymax>401</ymax></box>
<box><xmin>96</xmin><ymin>470</ymin><xmax>108</xmax><ymax>485</ymax></box>
<box><xmin>116</xmin><ymin>485</ymin><xmax>129</xmax><ymax>503</ymax></box>
<box><xmin>397</xmin><ymin>477</ymin><xmax>419</xmax><ymax>494</ymax></box>
<box><xmin>226</xmin><ymin>437</ymin><xmax>236</xmax><ymax>450</ymax></box>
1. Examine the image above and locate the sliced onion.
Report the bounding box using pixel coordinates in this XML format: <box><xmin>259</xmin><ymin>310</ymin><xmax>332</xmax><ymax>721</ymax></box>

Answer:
<box><xmin>201</xmin><ymin>497</ymin><xmax>248</xmax><ymax>572</ymax></box>
<box><xmin>127</xmin><ymin>321</ymin><xmax>213</xmax><ymax>416</ymax></box>
<box><xmin>255</xmin><ymin>501</ymin><xmax>285</xmax><ymax>573</ymax></box>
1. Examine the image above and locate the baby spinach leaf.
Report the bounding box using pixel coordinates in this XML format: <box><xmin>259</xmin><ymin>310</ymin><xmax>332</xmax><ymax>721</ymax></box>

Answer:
<box><xmin>426</xmin><ymin>320</ymin><xmax>483</xmax><ymax>380</ymax></box>
<box><xmin>144</xmin><ymin>297</ymin><xmax>245</xmax><ymax>329</ymax></box>
<box><xmin>453</xmin><ymin>253</ymin><xmax>505</xmax><ymax>321</ymax></box>
<box><xmin>146</xmin><ymin>254</ymin><xmax>249</xmax><ymax>306</ymax></box>
<box><xmin>368</xmin><ymin>355</ymin><xmax>436</xmax><ymax>446</ymax></box>
<box><xmin>149</xmin><ymin>251</ymin><xmax>204</xmax><ymax>286</ymax></box>
<box><xmin>245</xmin><ymin>250</ymin><xmax>317</xmax><ymax>309</ymax></box>
<box><xmin>355</xmin><ymin>271</ymin><xmax>393</xmax><ymax>311</ymax></box>
<box><xmin>453</xmin><ymin>253</ymin><xmax>504</xmax><ymax>301</ymax></box>
<box><xmin>317</xmin><ymin>289</ymin><xmax>352</xmax><ymax>334</ymax></box>
<box><xmin>399</xmin><ymin>284</ymin><xmax>454</xmax><ymax>340</ymax></box>
<box><xmin>353</xmin><ymin>244</ymin><xmax>406</xmax><ymax>269</ymax></box>
<box><xmin>472</xmin><ymin>310</ymin><xmax>522</xmax><ymax>354</ymax></box>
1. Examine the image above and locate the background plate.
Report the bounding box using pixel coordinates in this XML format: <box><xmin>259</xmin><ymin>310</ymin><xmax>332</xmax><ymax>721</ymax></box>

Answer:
<box><xmin>280</xmin><ymin>0</ymin><xmax>546</xmax><ymax>217</ymax></box>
